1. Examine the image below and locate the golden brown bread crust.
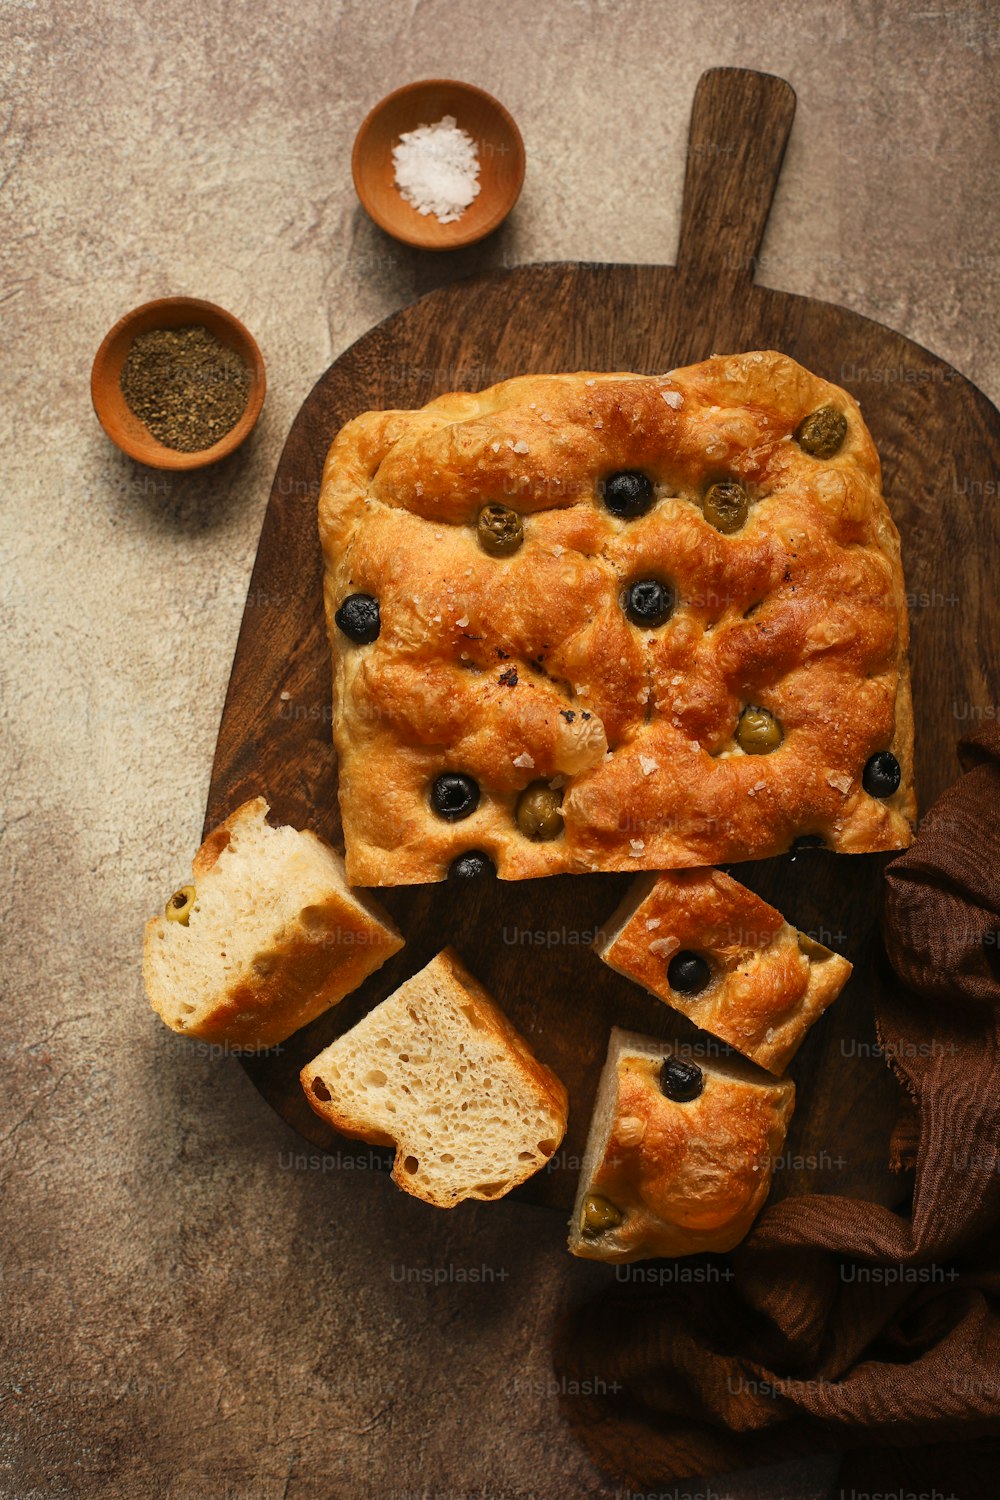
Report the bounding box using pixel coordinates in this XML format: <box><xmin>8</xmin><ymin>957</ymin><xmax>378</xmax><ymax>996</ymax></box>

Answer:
<box><xmin>319</xmin><ymin>352</ymin><xmax>916</xmax><ymax>884</ymax></box>
<box><xmin>171</xmin><ymin>920</ymin><xmax>373</xmax><ymax>1051</ymax></box>
<box><xmin>571</xmin><ymin>1034</ymin><xmax>795</xmax><ymax>1262</ymax></box>
<box><xmin>143</xmin><ymin>799</ymin><xmax>405</xmax><ymax>1050</ymax></box>
<box><xmin>598</xmin><ymin>868</ymin><xmax>853</xmax><ymax>1072</ymax></box>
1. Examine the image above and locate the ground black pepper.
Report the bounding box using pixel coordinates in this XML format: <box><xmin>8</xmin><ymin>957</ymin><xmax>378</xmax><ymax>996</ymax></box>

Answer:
<box><xmin>119</xmin><ymin>324</ymin><xmax>251</xmax><ymax>452</ymax></box>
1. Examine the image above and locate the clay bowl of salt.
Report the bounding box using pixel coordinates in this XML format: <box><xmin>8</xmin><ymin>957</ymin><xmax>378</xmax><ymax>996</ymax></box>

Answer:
<box><xmin>352</xmin><ymin>79</ymin><xmax>525</xmax><ymax>250</ymax></box>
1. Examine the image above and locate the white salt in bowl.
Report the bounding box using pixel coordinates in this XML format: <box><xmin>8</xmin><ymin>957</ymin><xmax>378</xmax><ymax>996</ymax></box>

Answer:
<box><xmin>352</xmin><ymin>79</ymin><xmax>525</xmax><ymax>250</ymax></box>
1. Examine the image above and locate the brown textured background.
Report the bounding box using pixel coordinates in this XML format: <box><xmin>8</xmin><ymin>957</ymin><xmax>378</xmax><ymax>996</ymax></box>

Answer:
<box><xmin>2</xmin><ymin>2</ymin><xmax>999</xmax><ymax>1497</ymax></box>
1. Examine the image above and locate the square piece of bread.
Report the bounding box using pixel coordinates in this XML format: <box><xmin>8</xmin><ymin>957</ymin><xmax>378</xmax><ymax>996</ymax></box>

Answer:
<box><xmin>300</xmin><ymin>948</ymin><xmax>568</xmax><ymax>1207</ymax></box>
<box><xmin>143</xmin><ymin>798</ymin><xmax>404</xmax><ymax>1048</ymax></box>
<box><xmin>597</xmin><ymin>868</ymin><xmax>853</xmax><ymax>1073</ymax></box>
<box><xmin>569</xmin><ymin>1027</ymin><xmax>795</xmax><ymax>1262</ymax></box>
<box><xmin>319</xmin><ymin>351</ymin><xmax>915</xmax><ymax>885</ymax></box>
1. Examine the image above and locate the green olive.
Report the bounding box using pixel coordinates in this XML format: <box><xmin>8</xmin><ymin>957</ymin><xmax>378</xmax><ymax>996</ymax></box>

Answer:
<box><xmin>515</xmin><ymin>781</ymin><xmax>564</xmax><ymax>840</ymax></box>
<box><xmin>703</xmin><ymin>479</ymin><xmax>749</xmax><ymax>534</ymax></box>
<box><xmin>735</xmin><ymin>706</ymin><xmax>783</xmax><ymax>755</ymax></box>
<box><xmin>795</xmin><ymin>406</ymin><xmax>847</xmax><ymax>459</ymax></box>
<box><xmin>165</xmin><ymin>885</ymin><xmax>196</xmax><ymax>925</ymax></box>
<box><xmin>798</xmin><ymin>932</ymin><xmax>833</xmax><ymax>962</ymax></box>
<box><xmin>581</xmin><ymin>1193</ymin><xmax>624</xmax><ymax>1237</ymax></box>
<box><xmin>477</xmin><ymin>504</ymin><xmax>524</xmax><ymax>557</ymax></box>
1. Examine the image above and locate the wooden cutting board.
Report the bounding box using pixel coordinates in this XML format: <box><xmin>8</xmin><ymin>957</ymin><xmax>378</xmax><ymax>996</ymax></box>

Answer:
<box><xmin>206</xmin><ymin>68</ymin><xmax>1000</xmax><ymax>1217</ymax></box>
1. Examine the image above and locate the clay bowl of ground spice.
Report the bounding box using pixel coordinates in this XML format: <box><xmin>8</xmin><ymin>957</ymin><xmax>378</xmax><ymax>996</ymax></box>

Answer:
<box><xmin>353</xmin><ymin>79</ymin><xmax>525</xmax><ymax>250</ymax></box>
<box><xmin>91</xmin><ymin>296</ymin><xmax>265</xmax><ymax>470</ymax></box>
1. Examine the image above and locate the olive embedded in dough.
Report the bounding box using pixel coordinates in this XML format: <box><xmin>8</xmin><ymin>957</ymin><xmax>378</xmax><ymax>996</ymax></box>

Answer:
<box><xmin>795</xmin><ymin>405</ymin><xmax>847</xmax><ymax>459</ymax></box>
<box><xmin>658</xmin><ymin>1056</ymin><xmax>704</xmax><ymax>1102</ymax></box>
<box><xmin>797</xmin><ymin>932</ymin><xmax>834</xmax><ymax>962</ymax></box>
<box><xmin>623</xmin><ymin>578</ymin><xmax>674</xmax><ymax>627</ymax></box>
<box><xmin>430</xmin><ymin>772</ymin><xmax>481</xmax><ymax>821</ymax></box>
<box><xmin>600</xmin><ymin>470</ymin><xmax>655</xmax><ymax>519</ymax></box>
<box><xmin>515</xmin><ymin>781</ymin><xmax>564</xmax><ymax>840</ymax></box>
<box><xmin>334</xmin><ymin>592</ymin><xmax>381</xmax><ymax>644</ymax></box>
<box><xmin>703</xmin><ymin>479</ymin><xmax>749</xmax><ymax>534</ymax></box>
<box><xmin>667</xmin><ymin>951</ymin><xmax>711</xmax><ymax>996</ymax></box>
<box><xmin>477</xmin><ymin>504</ymin><xmax>524</xmax><ymax>557</ymax></box>
<box><xmin>736</xmin><ymin>705</ymin><xmax>783</xmax><ymax>754</ymax></box>
<box><xmin>165</xmin><ymin>885</ymin><xmax>196</xmax><ymax>925</ymax></box>
<box><xmin>448</xmin><ymin>850</ymin><xmax>496</xmax><ymax>880</ymax></box>
<box><xmin>581</xmin><ymin>1193</ymin><xmax>624</xmax><ymax>1236</ymax></box>
<box><xmin>862</xmin><ymin>750</ymin><xmax>901</xmax><ymax>797</ymax></box>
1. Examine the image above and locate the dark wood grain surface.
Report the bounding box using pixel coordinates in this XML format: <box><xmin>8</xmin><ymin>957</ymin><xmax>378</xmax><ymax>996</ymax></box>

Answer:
<box><xmin>206</xmin><ymin>68</ymin><xmax>1000</xmax><ymax>1217</ymax></box>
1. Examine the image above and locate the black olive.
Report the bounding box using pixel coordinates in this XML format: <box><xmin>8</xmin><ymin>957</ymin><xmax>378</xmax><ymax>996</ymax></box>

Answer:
<box><xmin>623</xmin><ymin>578</ymin><xmax>674</xmax><ymax>627</ymax></box>
<box><xmin>448</xmin><ymin>850</ymin><xmax>495</xmax><ymax>880</ymax></box>
<box><xmin>430</xmin><ymin>773</ymin><xmax>480</xmax><ymax>821</ymax></box>
<box><xmin>862</xmin><ymin>751</ymin><xmax>901</xmax><ymax>798</ymax></box>
<box><xmin>335</xmin><ymin>593</ymin><xmax>380</xmax><ymax>644</ymax></box>
<box><xmin>667</xmin><ymin>950</ymin><xmax>711</xmax><ymax>996</ymax></box>
<box><xmin>659</xmin><ymin>1057</ymin><xmax>704</xmax><ymax>1103</ymax></box>
<box><xmin>477</xmin><ymin>504</ymin><xmax>524</xmax><ymax>557</ymax></box>
<box><xmin>795</xmin><ymin>406</ymin><xmax>847</xmax><ymax>459</ymax></box>
<box><xmin>601</xmin><ymin>470</ymin><xmax>655</xmax><ymax>519</ymax></box>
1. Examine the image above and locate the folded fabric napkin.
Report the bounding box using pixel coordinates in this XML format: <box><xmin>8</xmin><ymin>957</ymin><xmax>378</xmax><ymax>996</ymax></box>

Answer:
<box><xmin>555</xmin><ymin>725</ymin><xmax>1000</xmax><ymax>1495</ymax></box>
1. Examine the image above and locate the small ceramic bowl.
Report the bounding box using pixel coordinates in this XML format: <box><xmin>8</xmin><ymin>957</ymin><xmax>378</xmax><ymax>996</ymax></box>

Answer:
<box><xmin>91</xmin><ymin>296</ymin><xmax>266</xmax><ymax>471</ymax></box>
<box><xmin>352</xmin><ymin>79</ymin><xmax>525</xmax><ymax>250</ymax></box>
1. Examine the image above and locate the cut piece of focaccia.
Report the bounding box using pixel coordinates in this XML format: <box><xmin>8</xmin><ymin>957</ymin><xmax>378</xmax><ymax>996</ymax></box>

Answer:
<box><xmin>597</xmin><ymin>867</ymin><xmax>852</xmax><ymax>1073</ymax></box>
<box><xmin>319</xmin><ymin>351</ymin><xmax>915</xmax><ymax>885</ymax></box>
<box><xmin>143</xmin><ymin>798</ymin><xmax>404</xmax><ymax>1049</ymax></box>
<box><xmin>569</xmin><ymin>1028</ymin><xmax>795</xmax><ymax>1262</ymax></box>
<box><xmin>300</xmin><ymin>948</ymin><xmax>568</xmax><ymax>1208</ymax></box>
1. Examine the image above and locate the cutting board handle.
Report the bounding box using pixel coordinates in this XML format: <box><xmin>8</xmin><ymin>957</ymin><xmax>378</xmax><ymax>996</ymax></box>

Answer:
<box><xmin>675</xmin><ymin>68</ymin><xmax>796</xmax><ymax>283</ymax></box>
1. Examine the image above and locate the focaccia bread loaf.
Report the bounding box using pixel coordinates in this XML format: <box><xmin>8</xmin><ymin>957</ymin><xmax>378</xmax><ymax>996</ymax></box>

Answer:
<box><xmin>143</xmin><ymin>798</ymin><xmax>404</xmax><ymax>1048</ymax></box>
<box><xmin>569</xmin><ymin>1028</ymin><xmax>795</xmax><ymax>1262</ymax></box>
<box><xmin>319</xmin><ymin>351</ymin><xmax>915</xmax><ymax>885</ymax></box>
<box><xmin>597</xmin><ymin>868</ymin><xmax>853</xmax><ymax>1072</ymax></box>
<box><xmin>300</xmin><ymin>948</ymin><xmax>568</xmax><ymax>1207</ymax></box>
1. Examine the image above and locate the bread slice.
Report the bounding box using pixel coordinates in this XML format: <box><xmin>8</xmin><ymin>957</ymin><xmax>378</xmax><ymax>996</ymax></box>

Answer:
<box><xmin>568</xmin><ymin>1027</ymin><xmax>795</xmax><ymax>1262</ymax></box>
<box><xmin>143</xmin><ymin>798</ymin><xmax>404</xmax><ymax>1049</ymax></box>
<box><xmin>597</xmin><ymin>868</ymin><xmax>852</xmax><ymax>1073</ymax></box>
<box><xmin>300</xmin><ymin>948</ymin><xmax>568</xmax><ymax>1207</ymax></box>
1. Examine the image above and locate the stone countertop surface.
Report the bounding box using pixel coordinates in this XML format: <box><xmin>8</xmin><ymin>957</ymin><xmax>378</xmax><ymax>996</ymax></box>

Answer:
<box><xmin>2</xmin><ymin>2</ymin><xmax>998</xmax><ymax>1497</ymax></box>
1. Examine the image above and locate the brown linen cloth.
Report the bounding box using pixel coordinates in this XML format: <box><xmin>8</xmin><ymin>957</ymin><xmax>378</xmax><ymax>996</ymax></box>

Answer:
<box><xmin>555</xmin><ymin>725</ymin><xmax>1000</xmax><ymax>1495</ymax></box>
